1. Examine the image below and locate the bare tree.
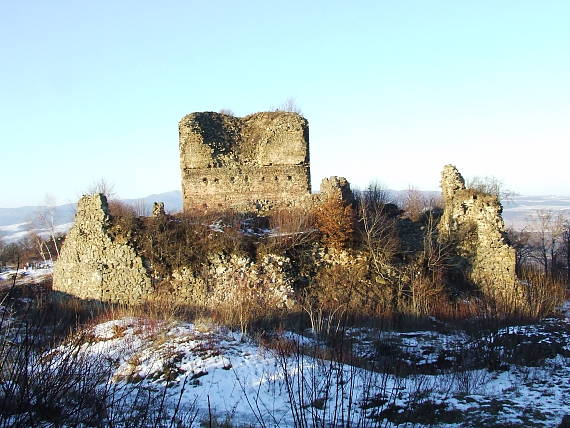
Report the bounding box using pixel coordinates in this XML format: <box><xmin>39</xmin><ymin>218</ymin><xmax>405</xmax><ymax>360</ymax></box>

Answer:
<box><xmin>356</xmin><ymin>183</ymin><xmax>399</xmax><ymax>278</ymax></box>
<box><xmin>33</xmin><ymin>194</ymin><xmax>61</xmax><ymax>259</ymax></box>
<box><xmin>506</xmin><ymin>226</ymin><xmax>533</xmax><ymax>276</ymax></box>
<box><xmin>26</xmin><ymin>229</ymin><xmax>51</xmax><ymax>263</ymax></box>
<box><xmin>87</xmin><ymin>178</ymin><xmax>116</xmax><ymax>199</ymax></box>
<box><xmin>561</xmin><ymin>219</ymin><xmax>570</xmax><ymax>284</ymax></box>
<box><xmin>131</xmin><ymin>199</ymin><xmax>150</xmax><ymax>217</ymax></box>
<box><xmin>529</xmin><ymin>210</ymin><xmax>565</xmax><ymax>278</ymax></box>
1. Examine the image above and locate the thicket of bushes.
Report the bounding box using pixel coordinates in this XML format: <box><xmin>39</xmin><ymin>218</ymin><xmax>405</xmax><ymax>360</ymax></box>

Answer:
<box><xmin>98</xmin><ymin>185</ymin><xmax>569</xmax><ymax>331</ymax></box>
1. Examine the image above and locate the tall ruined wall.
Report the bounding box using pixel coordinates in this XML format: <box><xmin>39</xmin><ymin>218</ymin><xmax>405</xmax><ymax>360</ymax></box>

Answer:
<box><xmin>179</xmin><ymin>111</ymin><xmax>311</xmax><ymax>211</ymax></box>
<box><xmin>53</xmin><ymin>194</ymin><xmax>153</xmax><ymax>303</ymax></box>
<box><xmin>438</xmin><ymin>165</ymin><xmax>519</xmax><ymax>301</ymax></box>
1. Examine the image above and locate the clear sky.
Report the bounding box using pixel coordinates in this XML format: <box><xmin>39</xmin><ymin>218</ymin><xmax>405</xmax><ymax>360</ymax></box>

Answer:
<box><xmin>1</xmin><ymin>1</ymin><xmax>569</xmax><ymax>208</ymax></box>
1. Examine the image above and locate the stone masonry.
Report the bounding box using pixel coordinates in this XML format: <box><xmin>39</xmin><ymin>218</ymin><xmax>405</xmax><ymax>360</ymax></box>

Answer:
<box><xmin>179</xmin><ymin>111</ymin><xmax>311</xmax><ymax>211</ymax></box>
<box><xmin>53</xmin><ymin>112</ymin><xmax>355</xmax><ymax>305</ymax></box>
<box><xmin>438</xmin><ymin>165</ymin><xmax>519</xmax><ymax>302</ymax></box>
<box><xmin>53</xmin><ymin>194</ymin><xmax>153</xmax><ymax>303</ymax></box>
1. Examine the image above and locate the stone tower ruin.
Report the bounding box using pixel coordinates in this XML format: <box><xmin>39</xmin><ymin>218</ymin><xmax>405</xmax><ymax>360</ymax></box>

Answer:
<box><xmin>438</xmin><ymin>165</ymin><xmax>520</xmax><ymax>303</ymax></box>
<box><xmin>179</xmin><ymin>111</ymin><xmax>311</xmax><ymax>211</ymax></box>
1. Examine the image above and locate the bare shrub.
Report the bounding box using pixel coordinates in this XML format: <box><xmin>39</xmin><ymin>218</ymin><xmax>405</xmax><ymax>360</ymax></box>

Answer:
<box><xmin>273</xmin><ymin>97</ymin><xmax>302</xmax><ymax>114</ymax></box>
<box><xmin>402</xmin><ymin>187</ymin><xmax>429</xmax><ymax>222</ymax></box>
<box><xmin>110</xmin><ymin>209</ymin><xmax>252</xmax><ymax>282</ymax></box>
<box><xmin>258</xmin><ymin>207</ymin><xmax>319</xmax><ymax>255</ymax></box>
<box><xmin>519</xmin><ymin>268</ymin><xmax>566</xmax><ymax>318</ymax></box>
<box><xmin>108</xmin><ymin>199</ymin><xmax>137</xmax><ymax>219</ymax></box>
<box><xmin>308</xmin><ymin>261</ymin><xmax>396</xmax><ymax>323</ymax></box>
<box><xmin>211</xmin><ymin>272</ymin><xmax>283</xmax><ymax>335</ymax></box>
<box><xmin>466</xmin><ymin>175</ymin><xmax>515</xmax><ymax>202</ymax></box>
<box><xmin>397</xmin><ymin>274</ymin><xmax>447</xmax><ymax>317</ymax></box>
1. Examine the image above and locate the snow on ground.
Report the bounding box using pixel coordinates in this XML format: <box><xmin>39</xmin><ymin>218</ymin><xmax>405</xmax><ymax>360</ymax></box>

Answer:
<box><xmin>38</xmin><ymin>315</ymin><xmax>570</xmax><ymax>427</ymax></box>
<box><xmin>0</xmin><ymin>263</ymin><xmax>568</xmax><ymax>425</ymax></box>
<box><xmin>0</xmin><ymin>261</ymin><xmax>53</xmax><ymax>287</ymax></box>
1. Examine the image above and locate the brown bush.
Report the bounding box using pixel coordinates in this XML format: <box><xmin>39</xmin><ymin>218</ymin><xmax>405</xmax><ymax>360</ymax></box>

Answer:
<box><xmin>314</xmin><ymin>196</ymin><xmax>355</xmax><ymax>250</ymax></box>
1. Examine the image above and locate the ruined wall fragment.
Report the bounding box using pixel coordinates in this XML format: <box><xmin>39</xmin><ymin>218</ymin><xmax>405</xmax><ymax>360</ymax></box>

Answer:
<box><xmin>315</xmin><ymin>176</ymin><xmax>354</xmax><ymax>205</ymax></box>
<box><xmin>53</xmin><ymin>194</ymin><xmax>153</xmax><ymax>303</ymax></box>
<box><xmin>438</xmin><ymin>165</ymin><xmax>519</xmax><ymax>301</ymax></box>
<box><xmin>179</xmin><ymin>111</ymin><xmax>311</xmax><ymax>211</ymax></box>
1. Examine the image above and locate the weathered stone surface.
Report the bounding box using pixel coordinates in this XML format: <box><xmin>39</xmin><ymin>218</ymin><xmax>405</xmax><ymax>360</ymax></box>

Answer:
<box><xmin>53</xmin><ymin>194</ymin><xmax>153</xmax><ymax>303</ymax></box>
<box><xmin>166</xmin><ymin>253</ymin><xmax>295</xmax><ymax>309</ymax></box>
<box><xmin>152</xmin><ymin>202</ymin><xmax>165</xmax><ymax>217</ymax></box>
<box><xmin>317</xmin><ymin>176</ymin><xmax>354</xmax><ymax>205</ymax></box>
<box><xmin>179</xmin><ymin>111</ymin><xmax>311</xmax><ymax>211</ymax></box>
<box><xmin>438</xmin><ymin>165</ymin><xmax>519</xmax><ymax>302</ymax></box>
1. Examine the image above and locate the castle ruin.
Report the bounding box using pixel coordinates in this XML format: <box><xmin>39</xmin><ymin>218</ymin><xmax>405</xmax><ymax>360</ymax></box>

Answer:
<box><xmin>179</xmin><ymin>111</ymin><xmax>311</xmax><ymax>211</ymax></box>
<box><xmin>438</xmin><ymin>165</ymin><xmax>520</xmax><ymax>303</ymax></box>
<box><xmin>53</xmin><ymin>112</ymin><xmax>521</xmax><ymax>308</ymax></box>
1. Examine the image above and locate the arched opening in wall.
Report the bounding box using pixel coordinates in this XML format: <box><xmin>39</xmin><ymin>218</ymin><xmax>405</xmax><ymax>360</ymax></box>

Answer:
<box><xmin>202</xmin><ymin>203</ymin><xmax>208</xmax><ymax>209</ymax></box>
<box><xmin>287</xmin><ymin>175</ymin><xmax>292</xmax><ymax>181</ymax></box>
<box><xmin>244</xmin><ymin>176</ymin><xmax>249</xmax><ymax>182</ymax></box>
<box><xmin>202</xmin><ymin>178</ymin><xmax>208</xmax><ymax>184</ymax></box>
<box><xmin>213</xmin><ymin>178</ymin><xmax>219</xmax><ymax>184</ymax></box>
<box><xmin>261</xmin><ymin>176</ymin><xmax>265</xmax><ymax>182</ymax></box>
<box><xmin>230</xmin><ymin>177</ymin><xmax>236</xmax><ymax>183</ymax></box>
<box><xmin>274</xmin><ymin>176</ymin><xmax>279</xmax><ymax>181</ymax></box>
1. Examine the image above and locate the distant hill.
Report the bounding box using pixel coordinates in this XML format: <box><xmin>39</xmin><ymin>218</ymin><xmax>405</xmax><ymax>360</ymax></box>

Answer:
<box><xmin>1</xmin><ymin>190</ymin><xmax>569</xmax><ymax>242</ymax></box>
<box><xmin>0</xmin><ymin>191</ymin><xmax>183</xmax><ymax>243</ymax></box>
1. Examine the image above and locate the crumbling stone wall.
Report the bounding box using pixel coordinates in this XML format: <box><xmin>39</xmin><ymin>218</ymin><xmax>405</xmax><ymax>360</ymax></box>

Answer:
<box><xmin>53</xmin><ymin>194</ymin><xmax>153</xmax><ymax>303</ymax></box>
<box><xmin>169</xmin><ymin>253</ymin><xmax>295</xmax><ymax>309</ymax></box>
<box><xmin>53</xmin><ymin>194</ymin><xmax>296</xmax><ymax>307</ymax></box>
<box><xmin>179</xmin><ymin>111</ymin><xmax>311</xmax><ymax>211</ymax></box>
<box><xmin>438</xmin><ymin>165</ymin><xmax>519</xmax><ymax>301</ymax></box>
<box><xmin>316</xmin><ymin>176</ymin><xmax>354</xmax><ymax>205</ymax></box>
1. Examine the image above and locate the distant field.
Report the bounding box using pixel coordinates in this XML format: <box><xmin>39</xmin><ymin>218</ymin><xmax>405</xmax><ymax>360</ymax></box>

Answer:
<box><xmin>502</xmin><ymin>195</ymin><xmax>570</xmax><ymax>229</ymax></box>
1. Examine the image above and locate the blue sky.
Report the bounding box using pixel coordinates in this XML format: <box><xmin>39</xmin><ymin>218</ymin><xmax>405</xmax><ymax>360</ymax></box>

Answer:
<box><xmin>1</xmin><ymin>1</ymin><xmax>569</xmax><ymax>207</ymax></box>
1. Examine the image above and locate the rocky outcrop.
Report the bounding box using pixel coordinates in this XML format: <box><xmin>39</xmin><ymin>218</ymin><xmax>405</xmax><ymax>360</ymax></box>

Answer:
<box><xmin>179</xmin><ymin>111</ymin><xmax>311</xmax><ymax>212</ymax></box>
<box><xmin>438</xmin><ymin>165</ymin><xmax>519</xmax><ymax>302</ymax></box>
<box><xmin>53</xmin><ymin>194</ymin><xmax>153</xmax><ymax>303</ymax></box>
